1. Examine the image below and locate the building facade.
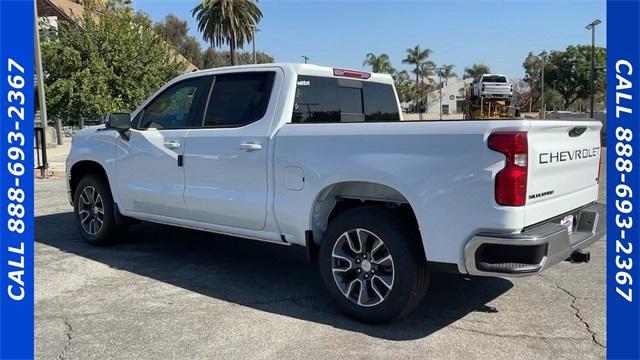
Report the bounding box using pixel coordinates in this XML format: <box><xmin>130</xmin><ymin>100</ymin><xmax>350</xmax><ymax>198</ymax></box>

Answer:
<box><xmin>424</xmin><ymin>76</ymin><xmax>472</xmax><ymax>115</ymax></box>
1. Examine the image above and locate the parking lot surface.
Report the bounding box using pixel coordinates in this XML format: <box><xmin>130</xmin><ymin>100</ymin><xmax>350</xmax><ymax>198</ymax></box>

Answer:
<box><xmin>35</xmin><ymin>151</ymin><xmax>606</xmax><ymax>359</ymax></box>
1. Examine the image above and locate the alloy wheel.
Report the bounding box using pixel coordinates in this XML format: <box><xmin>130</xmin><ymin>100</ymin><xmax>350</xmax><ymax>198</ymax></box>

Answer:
<box><xmin>78</xmin><ymin>186</ymin><xmax>104</xmax><ymax>236</ymax></box>
<box><xmin>331</xmin><ymin>228</ymin><xmax>395</xmax><ymax>307</ymax></box>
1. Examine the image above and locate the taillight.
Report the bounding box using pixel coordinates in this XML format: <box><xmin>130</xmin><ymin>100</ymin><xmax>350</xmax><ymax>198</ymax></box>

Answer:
<box><xmin>482</xmin><ymin>84</ymin><xmax>485</xmax><ymax>91</ymax></box>
<box><xmin>333</xmin><ymin>68</ymin><xmax>371</xmax><ymax>79</ymax></box>
<box><xmin>488</xmin><ymin>132</ymin><xmax>528</xmax><ymax>206</ymax></box>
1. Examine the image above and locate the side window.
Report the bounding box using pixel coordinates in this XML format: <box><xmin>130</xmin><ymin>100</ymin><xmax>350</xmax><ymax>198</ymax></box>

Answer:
<box><xmin>204</xmin><ymin>72</ymin><xmax>275</xmax><ymax>127</ymax></box>
<box><xmin>138</xmin><ymin>78</ymin><xmax>205</xmax><ymax>129</ymax></box>
<box><xmin>292</xmin><ymin>76</ymin><xmax>399</xmax><ymax>123</ymax></box>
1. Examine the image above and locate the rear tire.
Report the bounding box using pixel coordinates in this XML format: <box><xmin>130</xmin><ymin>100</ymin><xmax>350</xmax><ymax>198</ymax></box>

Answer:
<box><xmin>73</xmin><ymin>174</ymin><xmax>127</xmax><ymax>245</ymax></box>
<box><xmin>319</xmin><ymin>206</ymin><xmax>429</xmax><ymax>323</ymax></box>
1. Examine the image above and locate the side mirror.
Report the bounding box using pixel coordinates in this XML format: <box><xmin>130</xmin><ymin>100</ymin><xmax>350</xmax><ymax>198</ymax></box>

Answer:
<box><xmin>107</xmin><ymin>112</ymin><xmax>131</xmax><ymax>131</ymax></box>
<box><xmin>106</xmin><ymin>112</ymin><xmax>131</xmax><ymax>140</ymax></box>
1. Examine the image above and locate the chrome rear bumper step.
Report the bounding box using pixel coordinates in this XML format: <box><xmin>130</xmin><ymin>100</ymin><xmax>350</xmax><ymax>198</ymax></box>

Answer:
<box><xmin>464</xmin><ymin>203</ymin><xmax>605</xmax><ymax>277</ymax></box>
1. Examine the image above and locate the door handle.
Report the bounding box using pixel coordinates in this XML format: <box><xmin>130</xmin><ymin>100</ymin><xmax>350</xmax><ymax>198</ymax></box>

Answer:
<box><xmin>239</xmin><ymin>142</ymin><xmax>263</xmax><ymax>152</ymax></box>
<box><xmin>164</xmin><ymin>141</ymin><xmax>181</xmax><ymax>150</ymax></box>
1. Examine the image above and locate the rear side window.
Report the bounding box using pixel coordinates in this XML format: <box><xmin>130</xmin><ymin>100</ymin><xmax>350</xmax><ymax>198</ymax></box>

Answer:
<box><xmin>482</xmin><ymin>75</ymin><xmax>507</xmax><ymax>83</ymax></box>
<box><xmin>204</xmin><ymin>72</ymin><xmax>275</xmax><ymax>127</ymax></box>
<box><xmin>292</xmin><ymin>75</ymin><xmax>399</xmax><ymax>123</ymax></box>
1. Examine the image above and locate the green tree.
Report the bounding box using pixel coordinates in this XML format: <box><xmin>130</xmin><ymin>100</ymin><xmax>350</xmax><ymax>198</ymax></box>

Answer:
<box><xmin>402</xmin><ymin>44</ymin><xmax>433</xmax><ymax>115</ymax></box>
<box><xmin>201</xmin><ymin>47</ymin><xmax>226</xmax><ymax>68</ymax></box>
<box><xmin>153</xmin><ymin>13</ymin><xmax>274</xmax><ymax>69</ymax></box>
<box><xmin>437</xmin><ymin>64</ymin><xmax>456</xmax><ymax>85</ymax></box>
<box><xmin>418</xmin><ymin>62</ymin><xmax>437</xmax><ymax>86</ymax></box>
<box><xmin>153</xmin><ymin>14</ymin><xmax>203</xmax><ymax>67</ymax></box>
<box><xmin>362</xmin><ymin>53</ymin><xmax>395</xmax><ymax>74</ymax></box>
<box><xmin>522</xmin><ymin>51</ymin><xmax>547</xmax><ymax>110</ymax></box>
<box><xmin>544</xmin><ymin>88</ymin><xmax>565</xmax><ymax>111</ymax></box>
<box><xmin>200</xmin><ymin>47</ymin><xmax>274</xmax><ymax>69</ymax></box>
<box><xmin>523</xmin><ymin>45</ymin><xmax>606</xmax><ymax>110</ymax></box>
<box><xmin>392</xmin><ymin>70</ymin><xmax>415</xmax><ymax>104</ymax></box>
<box><xmin>192</xmin><ymin>0</ymin><xmax>262</xmax><ymax>66</ymax></box>
<box><xmin>236</xmin><ymin>51</ymin><xmax>274</xmax><ymax>65</ymax></box>
<box><xmin>42</xmin><ymin>7</ymin><xmax>186</xmax><ymax>123</ymax></box>
<box><xmin>463</xmin><ymin>63</ymin><xmax>491</xmax><ymax>79</ymax></box>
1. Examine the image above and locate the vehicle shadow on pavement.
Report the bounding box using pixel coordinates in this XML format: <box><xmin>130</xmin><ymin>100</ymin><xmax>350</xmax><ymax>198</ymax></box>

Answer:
<box><xmin>36</xmin><ymin>212</ymin><xmax>513</xmax><ymax>341</ymax></box>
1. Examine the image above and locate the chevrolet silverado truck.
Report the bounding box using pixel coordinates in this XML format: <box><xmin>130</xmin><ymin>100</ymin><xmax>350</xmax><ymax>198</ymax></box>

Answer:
<box><xmin>471</xmin><ymin>73</ymin><xmax>514</xmax><ymax>102</ymax></box>
<box><xmin>66</xmin><ymin>63</ymin><xmax>605</xmax><ymax>323</ymax></box>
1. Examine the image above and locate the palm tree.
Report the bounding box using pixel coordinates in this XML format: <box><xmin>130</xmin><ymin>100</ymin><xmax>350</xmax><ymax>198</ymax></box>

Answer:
<box><xmin>438</xmin><ymin>64</ymin><xmax>457</xmax><ymax>85</ymax></box>
<box><xmin>402</xmin><ymin>45</ymin><xmax>433</xmax><ymax>118</ymax></box>
<box><xmin>418</xmin><ymin>62</ymin><xmax>437</xmax><ymax>112</ymax></box>
<box><xmin>362</xmin><ymin>53</ymin><xmax>395</xmax><ymax>74</ymax></box>
<box><xmin>418</xmin><ymin>62</ymin><xmax>437</xmax><ymax>85</ymax></box>
<box><xmin>192</xmin><ymin>0</ymin><xmax>262</xmax><ymax>66</ymax></box>
<box><xmin>463</xmin><ymin>63</ymin><xmax>491</xmax><ymax>79</ymax></box>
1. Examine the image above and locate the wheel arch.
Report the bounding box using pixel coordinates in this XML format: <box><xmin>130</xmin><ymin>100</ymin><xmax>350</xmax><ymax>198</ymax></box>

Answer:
<box><xmin>69</xmin><ymin>160</ymin><xmax>110</xmax><ymax>200</ymax></box>
<box><xmin>309</xmin><ymin>181</ymin><xmax>424</xmax><ymax>259</ymax></box>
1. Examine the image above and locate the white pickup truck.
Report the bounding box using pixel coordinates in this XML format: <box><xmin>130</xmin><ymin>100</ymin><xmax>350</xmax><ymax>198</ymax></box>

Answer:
<box><xmin>471</xmin><ymin>73</ymin><xmax>514</xmax><ymax>102</ymax></box>
<box><xmin>66</xmin><ymin>63</ymin><xmax>605</xmax><ymax>323</ymax></box>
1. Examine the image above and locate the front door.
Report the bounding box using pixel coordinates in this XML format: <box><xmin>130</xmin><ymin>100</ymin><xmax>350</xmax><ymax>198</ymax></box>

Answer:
<box><xmin>115</xmin><ymin>76</ymin><xmax>209</xmax><ymax>219</ymax></box>
<box><xmin>183</xmin><ymin>70</ymin><xmax>281</xmax><ymax>230</ymax></box>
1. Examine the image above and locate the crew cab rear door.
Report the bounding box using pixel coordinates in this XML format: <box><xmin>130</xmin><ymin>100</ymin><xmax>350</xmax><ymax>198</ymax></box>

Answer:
<box><xmin>525</xmin><ymin>120</ymin><xmax>602</xmax><ymax>225</ymax></box>
<box><xmin>182</xmin><ymin>69</ymin><xmax>283</xmax><ymax>230</ymax></box>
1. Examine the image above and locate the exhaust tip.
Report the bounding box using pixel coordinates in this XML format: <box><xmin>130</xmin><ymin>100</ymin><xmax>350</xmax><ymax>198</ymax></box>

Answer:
<box><xmin>567</xmin><ymin>250</ymin><xmax>590</xmax><ymax>264</ymax></box>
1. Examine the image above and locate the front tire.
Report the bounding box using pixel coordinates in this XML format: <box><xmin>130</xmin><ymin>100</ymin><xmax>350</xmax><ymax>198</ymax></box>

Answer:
<box><xmin>319</xmin><ymin>206</ymin><xmax>429</xmax><ymax>323</ymax></box>
<box><xmin>73</xmin><ymin>174</ymin><xmax>127</xmax><ymax>245</ymax></box>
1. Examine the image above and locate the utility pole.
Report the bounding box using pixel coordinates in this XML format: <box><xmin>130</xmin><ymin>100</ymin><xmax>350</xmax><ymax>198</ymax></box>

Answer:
<box><xmin>417</xmin><ymin>70</ymin><xmax>422</xmax><ymax>121</ymax></box>
<box><xmin>34</xmin><ymin>2</ymin><xmax>48</xmax><ymax>135</ymax></box>
<box><xmin>437</xmin><ymin>67</ymin><xmax>444</xmax><ymax>120</ymax></box>
<box><xmin>586</xmin><ymin>19</ymin><xmax>601</xmax><ymax>118</ymax></box>
<box><xmin>540</xmin><ymin>53</ymin><xmax>545</xmax><ymax>119</ymax></box>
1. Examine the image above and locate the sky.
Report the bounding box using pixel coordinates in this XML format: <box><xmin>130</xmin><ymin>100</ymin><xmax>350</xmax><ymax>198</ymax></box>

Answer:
<box><xmin>133</xmin><ymin>0</ymin><xmax>606</xmax><ymax>80</ymax></box>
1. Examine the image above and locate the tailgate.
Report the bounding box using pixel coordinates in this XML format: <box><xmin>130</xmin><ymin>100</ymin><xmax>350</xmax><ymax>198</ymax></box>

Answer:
<box><xmin>483</xmin><ymin>82</ymin><xmax>511</xmax><ymax>95</ymax></box>
<box><xmin>525</xmin><ymin>120</ymin><xmax>602</xmax><ymax>225</ymax></box>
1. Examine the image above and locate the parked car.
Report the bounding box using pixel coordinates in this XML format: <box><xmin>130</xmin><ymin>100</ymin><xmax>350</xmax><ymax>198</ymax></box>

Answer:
<box><xmin>471</xmin><ymin>73</ymin><xmax>513</xmax><ymax>102</ymax></box>
<box><xmin>66</xmin><ymin>63</ymin><xmax>605</xmax><ymax>323</ymax></box>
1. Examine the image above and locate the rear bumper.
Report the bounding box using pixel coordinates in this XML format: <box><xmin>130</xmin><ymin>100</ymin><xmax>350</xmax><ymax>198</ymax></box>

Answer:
<box><xmin>479</xmin><ymin>92</ymin><xmax>512</xmax><ymax>99</ymax></box>
<box><xmin>464</xmin><ymin>203</ymin><xmax>606</xmax><ymax>277</ymax></box>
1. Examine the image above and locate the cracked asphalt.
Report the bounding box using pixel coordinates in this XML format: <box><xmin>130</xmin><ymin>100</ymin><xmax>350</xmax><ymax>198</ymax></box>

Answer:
<box><xmin>35</xmin><ymin>150</ymin><xmax>606</xmax><ymax>359</ymax></box>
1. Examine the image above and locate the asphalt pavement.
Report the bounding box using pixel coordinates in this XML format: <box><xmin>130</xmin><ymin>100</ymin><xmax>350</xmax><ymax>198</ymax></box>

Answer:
<box><xmin>35</xmin><ymin>150</ymin><xmax>607</xmax><ymax>359</ymax></box>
